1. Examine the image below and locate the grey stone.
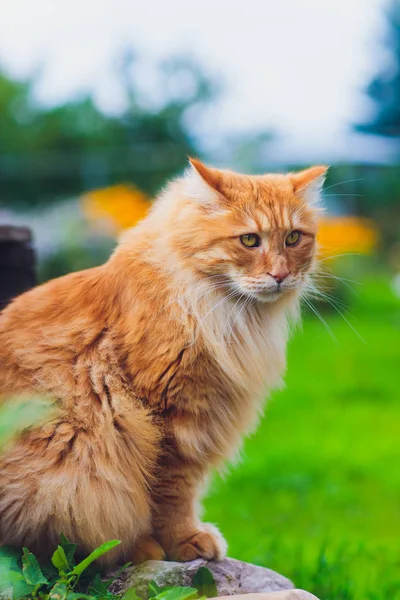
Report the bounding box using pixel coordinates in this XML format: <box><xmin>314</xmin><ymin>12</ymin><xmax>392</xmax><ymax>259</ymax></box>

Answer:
<box><xmin>215</xmin><ymin>592</ymin><xmax>320</xmax><ymax>600</ymax></box>
<box><xmin>109</xmin><ymin>557</ymin><xmax>294</xmax><ymax>599</ymax></box>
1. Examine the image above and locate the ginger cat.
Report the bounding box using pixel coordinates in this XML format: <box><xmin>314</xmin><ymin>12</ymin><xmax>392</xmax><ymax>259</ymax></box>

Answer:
<box><xmin>0</xmin><ymin>159</ymin><xmax>327</xmax><ymax>565</ymax></box>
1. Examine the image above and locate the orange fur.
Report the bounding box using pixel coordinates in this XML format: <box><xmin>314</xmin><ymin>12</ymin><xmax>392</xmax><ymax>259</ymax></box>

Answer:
<box><xmin>0</xmin><ymin>161</ymin><xmax>327</xmax><ymax>564</ymax></box>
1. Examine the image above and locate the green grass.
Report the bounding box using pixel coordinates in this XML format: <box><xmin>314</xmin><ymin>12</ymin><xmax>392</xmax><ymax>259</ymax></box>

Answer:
<box><xmin>204</xmin><ymin>273</ymin><xmax>400</xmax><ymax>600</ymax></box>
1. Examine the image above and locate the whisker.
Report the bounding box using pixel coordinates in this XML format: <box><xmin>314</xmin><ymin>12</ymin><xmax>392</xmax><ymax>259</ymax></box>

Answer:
<box><xmin>311</xmin><ymin>273</ymin><xmax>360</xmax><ymax>285</ymax></box>
<box><xmin>320</xmin><ymin>296</ymin><xmax>365</xmax><ymax>343</ymax></box>
<box><xmin>318</xmin><ymin>252</ymin><xmax>362</xmax><ymax>262</ymax></box>
<box><xmin>300</xmin><ymin>294</ymin><xmax>338</xmax><ymax>343</ymax></box>
<box><xmin>224</xmin><ymin>293</ymin><xmax>249</xmax><ymax>340</ymax></box>
<box><xmin>233</xmin><ymin>294</ymin><xmax>253</xmax><ymax>338</ymax></box>
<box><xmin>311</xmin><ymin>273</ymin><xmax>361</xmax><ymax>296</ymax></box>
<box><xmin>224</xmin><ymin>293</ymin><xmax>246</xmax><ymax>336</ymax></box>
<box><xmin>197</xmin><ymin>288</ymin><xmax>241</xmax><ymax>328</ymax></box>
<box><xmin>155</xmin><ymin>277</ymin><xmax>232</xmax><ymax>317</ymax></box>
<box><xmin>323</xmin><ymin>193</ymin><xmax>363</xmax><ymax>197</ymax></box>
<box><xmin>177</xmin><ymin>281</ymin><xmax>233</xmax><ymax>316</ymax></box>
<box><xmin>305</xmin><ymin>285</ymin><xmax>349</xmax><ymax>312</ymax></box>
<box><xmin>323</xmin><ymin>178</ymin><xmax>363</xmax><ymax>191</ymax></box>
<box><xmin>304</xmin><ymin>285</ymin><xmax>365</xmax><ymax>343</ymax></box>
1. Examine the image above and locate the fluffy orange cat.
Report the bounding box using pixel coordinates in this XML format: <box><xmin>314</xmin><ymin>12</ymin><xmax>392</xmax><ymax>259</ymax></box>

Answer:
<box><xmin>0</xmin><ymin>159</ymin><xmax>327</xmax><ymax>565</ymax></box>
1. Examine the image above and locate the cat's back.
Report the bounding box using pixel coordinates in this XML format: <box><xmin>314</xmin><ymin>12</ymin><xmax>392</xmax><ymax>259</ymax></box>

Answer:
<box><xmin>0</xmin><ymin>265</ymin><xmax>113</xmax><ymax>394</ymax></box>
<box><xmin>0</xmin><ymin>265</ymin><xmax>108</xmax><ymax>337</ymax></box>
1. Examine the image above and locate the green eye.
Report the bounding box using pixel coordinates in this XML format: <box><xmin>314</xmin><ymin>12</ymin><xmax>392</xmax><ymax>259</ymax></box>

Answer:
<box><xmin>286</xmin><ymin>230</ymin><xmax>301</xmax><ymax>247</ymax></box>
<box><xmin>240</xmin><ymin>233</ymin><xmax>261</xmax><ymax>248</ymax></box>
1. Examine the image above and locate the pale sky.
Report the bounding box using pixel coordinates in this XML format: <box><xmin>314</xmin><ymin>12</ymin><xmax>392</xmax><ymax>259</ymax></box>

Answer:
<box><xmin>0</xmin><ymin>0</ymin><xmax>389</xmax><ymax>155</ymax></box>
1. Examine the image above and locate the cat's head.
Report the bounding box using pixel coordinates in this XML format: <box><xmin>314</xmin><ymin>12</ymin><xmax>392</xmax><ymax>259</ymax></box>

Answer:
<box><xmin>154</xmin><ymin>159</ymin><xmax>328</xmax><ymax>303</ymax></box>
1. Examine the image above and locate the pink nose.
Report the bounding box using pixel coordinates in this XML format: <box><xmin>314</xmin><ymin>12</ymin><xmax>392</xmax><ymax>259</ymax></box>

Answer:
<box><xmin>268</xmin><ymin>271</ymin><xmax>290</xmax><ymax>284</ymax></box>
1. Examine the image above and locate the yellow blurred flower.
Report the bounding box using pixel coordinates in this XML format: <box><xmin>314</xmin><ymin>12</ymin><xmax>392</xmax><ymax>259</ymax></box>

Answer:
<box><xmin>317</xmin><ymin>216</ymin><xmax>378</xmax><ymax>258</ymax></box>
<box><xmin>82</xmin><ymin>184</ymin><xmax>151</xmax><ymax>233</ymax></box>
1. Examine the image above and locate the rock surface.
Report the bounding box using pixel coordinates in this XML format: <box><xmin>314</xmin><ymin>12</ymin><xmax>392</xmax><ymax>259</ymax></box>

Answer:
<box><xmin>216</xmin><ymin>592</ymin><xmax>319</xmax><ymax>600</ymax></box>
<box><xmin>109</xmin><ymin>558</ymin><xmax>294</xmax><ymax>599</ymax></box>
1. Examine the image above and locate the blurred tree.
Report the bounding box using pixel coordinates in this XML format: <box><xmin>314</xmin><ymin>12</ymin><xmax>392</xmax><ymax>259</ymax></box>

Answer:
<box><xmin>356</xmin><ymin>0</ymin><xmax>400</xmax><ymax>137</ymax></box>
<box><xmin>352</xmin><ymin>0</ymin><xmax>400</xmax><ymax>249</ymax></box>
<box><xmin>0</xmin><ymin>53</ymin><xmax>218</xmax><ymax>209</ymax></box>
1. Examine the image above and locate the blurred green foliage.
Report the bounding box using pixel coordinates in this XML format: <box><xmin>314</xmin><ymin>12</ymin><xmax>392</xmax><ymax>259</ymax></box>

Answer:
<box><xmin>38</xmin><ymin>233</ymin><xmax>114</xmax><ymax>282</ymax></box>
<box><xmin>356</xmin><ymin>0</ymin><xmax>400</xmax><ymax>137</ymax></box>
<box><xmin>0</xmin><ymin>53</ymin><xmax>218</xmax><ymax>209</ymax></box>
<box><xmin>0</xmin><ymin>397</ymin><xmax>52</xmax><ymax>449</ymax></box>
<box><xmin>204</xmin><ymin>264</ymin><xmax>400</xmax><ymax>600</ymax></box>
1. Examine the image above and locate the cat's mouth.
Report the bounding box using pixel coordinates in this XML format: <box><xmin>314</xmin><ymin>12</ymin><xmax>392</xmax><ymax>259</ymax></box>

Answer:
<box><xmin>229</xmin><ymin>276</ymin><xmax>297</xmax><ymax>303</ymax></box>
<box><xmin>226</xmin><ymin>273</ymin><xmax>303</xmax><ymax>304</ymax></box>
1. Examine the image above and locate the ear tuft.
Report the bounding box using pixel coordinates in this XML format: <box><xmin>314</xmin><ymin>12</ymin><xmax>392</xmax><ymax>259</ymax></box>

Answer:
<box><xmin>291</xmin><ymin>165</ymin><xmax>329</xmax><ymax>207</ymax></box>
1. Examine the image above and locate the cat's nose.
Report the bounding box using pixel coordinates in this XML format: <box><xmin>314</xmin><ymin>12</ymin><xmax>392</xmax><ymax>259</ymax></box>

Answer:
<box><xmin>268</xmin><ymin>271</ymin><xmax>290</xmax><ymax>284</ymax></box>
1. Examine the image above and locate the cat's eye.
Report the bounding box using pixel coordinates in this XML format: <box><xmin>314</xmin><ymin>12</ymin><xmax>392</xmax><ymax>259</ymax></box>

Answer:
<box><xmin>240</xmin><ymin>234</ymin><xmax>261</xmax><ymax>248</ymax></box>
<box><xmin>286</xmin><ymin>231</ymin><xmax>301</xmax><ymax>247</ymax></box>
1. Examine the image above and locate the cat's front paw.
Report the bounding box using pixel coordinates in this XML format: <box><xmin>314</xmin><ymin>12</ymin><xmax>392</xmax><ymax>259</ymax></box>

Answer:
<box><xmin>168</xmin><ymin>523</ymin><xmax>227</xmax><ymax>562</ymax></box>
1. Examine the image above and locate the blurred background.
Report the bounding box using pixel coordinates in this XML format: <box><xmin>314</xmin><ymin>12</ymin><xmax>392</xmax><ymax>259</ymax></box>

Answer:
<box><xmin>0</xmin><ymin>0</ymin><xmax>399</xmax><ymax>598</ymax></box>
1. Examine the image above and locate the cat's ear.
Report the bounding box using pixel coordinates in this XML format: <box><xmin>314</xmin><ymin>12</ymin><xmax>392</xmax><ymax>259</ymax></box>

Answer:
<box><xmin>185</xmin><ymin>157</ymin><xmax>225</xmax><ymax>204</ymax></box>
<box><xmin>291</xmin><ymin>166</ymin><xmax>328</xmax><ymax>207</ymax></box>
<box><xmin>188</xmin><ymin>158</ymin><xmax>224</xmax><ymax>192</ymax></box>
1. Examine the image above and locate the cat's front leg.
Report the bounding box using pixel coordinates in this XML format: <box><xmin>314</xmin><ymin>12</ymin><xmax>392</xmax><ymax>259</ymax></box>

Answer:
<box><xmin>151</xmin><ymin>455</ymin><xmax>227</xmax><ymax>562</ymax></box>
<box><xmin>131</xmin><ymin>534</ymin><xmax>166</xmax><ymax>564</ymax></box>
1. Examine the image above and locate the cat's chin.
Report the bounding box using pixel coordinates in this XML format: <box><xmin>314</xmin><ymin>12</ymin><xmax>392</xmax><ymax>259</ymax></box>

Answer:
<box><xmin>247</xmin><ymin>287</ymin><xmax>299</xmax><ymax>304</ymax></box>
<box><xmin>246</xmin><ymin>288</ymin><xmax>286</xmax><ymax>303</ymax></box>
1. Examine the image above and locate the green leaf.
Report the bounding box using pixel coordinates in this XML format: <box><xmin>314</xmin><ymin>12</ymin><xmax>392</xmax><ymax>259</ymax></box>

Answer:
<box><xmin>41</xmin><ymin>561</ymin><xmax>60</xmax><ymax>583</ymax></box>
<box><xmin>49</xmin><ymin>581</ymin><xmax>68</xmax><ymax>600</ymax></box>
<box><xmin>0</xmin><ymin>551</ymin><xmax>28</xmax><ymax>600</ymax></box>
<box><xmin>66</xmin><ymin>593</ymin><xmax>97</xmax><ymax>600</ymax></box>
<box><xmin>148</xmin><ymin>580</ymin><xmax>162</xmax><ymax>598</ymax></box>
<box><xmin>0</xmin><ymin>546</ymin><xmax>20</xmax><ymax>572</ymax></box>
<box><xmin>72</xmin><ymin>540</ymin><xmax>121</xmax><ymax>577</ymax></box>
<box><xmin>22</xmin><ymin>547</ymin><xmax>49</xmax><ymax>587</ymax></box>
<box><xmin>0</xmin><ymin>551</ymin><xmax>15</xmax><ymax>595</ymax></box>
<box><xmin>122</xmin><ymin>587</ymin><xmax>142</xmax><ymax>600</ymax></box>
<box><xmin>8</xmin><ymin>569</ymin><xmax>35</xmax><ymax>600</ymax></box>
<box><xmin>192</xmin><ymin>567</ymin><xmax>218</xmax><ymax>598</ymax></box>
<box><xmin>103</xmin><ymin>562</ymin><xmax>132</xmax><ymax>588</ymax></box>
<box><xmin>154</xmin><ymin>586</ymin><xmax>199</xmax><ymax>600</ymax></box>
<box><xmin>52</xmin><ymin>546</ymin><xmax>70</xmax><ymax>574</ymax></box>
<box><xmin>87</xmin><ymin>573</ymin><xmax>109</xmax><ymax>597</ymax></box>
<box><xmin>60</xmin><ymin>534</ymin><xmax>71</xmax><ymax>546</ymax></box>
<box><xmin>59</xmin><ymin>534</ymin><xmax>77</xmax><ymax>567</ymax></box>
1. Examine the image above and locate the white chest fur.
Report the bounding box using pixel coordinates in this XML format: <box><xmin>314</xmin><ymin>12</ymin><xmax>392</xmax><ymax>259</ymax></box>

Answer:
<box><xmin>171</xmin><ymin>292</ymin><xmax>299</xmax><ymax>464</ymax></box>
<box><xmin>196</xmin><ymin>292</ymin><xmax>296</xmax><ymax>398</ymax></box>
